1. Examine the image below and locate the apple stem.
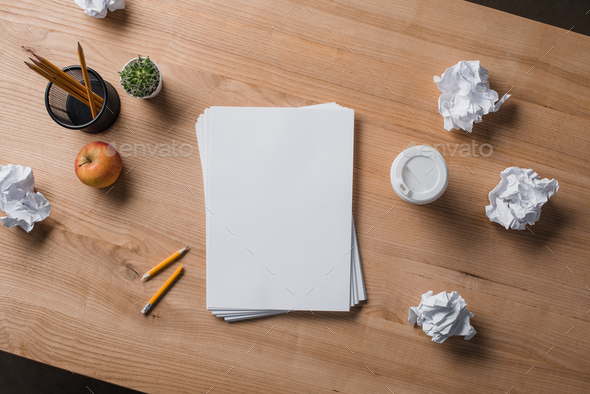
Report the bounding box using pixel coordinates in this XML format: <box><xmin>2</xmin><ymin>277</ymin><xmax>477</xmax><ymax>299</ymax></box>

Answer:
<box><xmin>79</xmin><ymin>156</ymin><xmax>93</xmax><ymax>167</ymax></box>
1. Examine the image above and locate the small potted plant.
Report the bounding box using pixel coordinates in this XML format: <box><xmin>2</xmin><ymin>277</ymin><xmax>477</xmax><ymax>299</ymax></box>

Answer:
<box><xmin>119</xmin><ymin>56</ymin><xmax>162</xmax><ymax>99</ymax></box>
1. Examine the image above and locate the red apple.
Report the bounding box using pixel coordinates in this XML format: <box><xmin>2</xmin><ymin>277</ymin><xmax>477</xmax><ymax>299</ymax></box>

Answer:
<box><xmin>75</xmin><ymin>142</ymin><xmax>122</xmax><ymax>188</ymax></box>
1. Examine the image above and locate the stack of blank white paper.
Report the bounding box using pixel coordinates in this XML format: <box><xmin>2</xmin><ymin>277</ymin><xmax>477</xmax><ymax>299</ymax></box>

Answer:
<box><xmin>196</xmin><ymin>103</ymin><xmax>366</xmax><ymax>322</ymax></box>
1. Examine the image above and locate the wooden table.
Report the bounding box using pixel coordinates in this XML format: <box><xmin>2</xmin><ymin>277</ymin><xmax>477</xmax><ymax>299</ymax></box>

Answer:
<box><xmin>1</xmin><ymin>0</ymin><xmax>590</xmax><ymax>392</ymax></box>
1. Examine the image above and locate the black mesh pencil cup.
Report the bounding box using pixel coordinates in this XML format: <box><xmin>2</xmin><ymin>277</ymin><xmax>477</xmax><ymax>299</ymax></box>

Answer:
<box><xmin>44</xmin><ymin>66</ymin><xmax>120</xmax><ymax>133</ymax></box>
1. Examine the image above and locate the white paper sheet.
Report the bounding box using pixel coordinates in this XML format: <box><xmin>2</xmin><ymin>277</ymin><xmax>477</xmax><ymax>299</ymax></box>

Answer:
<box><xmin>209</xmin><ymin>216</ymin><xmax>364</xmax><ymax>320</ymax></box>
<box><xmin>205</xmin><ymin>107</ymin><xmax>354</xmax><ymax>311</ymax></box>
<box><xmin>434</xmin><ymin>61</ymin><xmax>510</xmax><ymax>132</ymax></box>
<box><xmin>0</xmin><ymin>164</ymin><xmax>51</xmax><ymax>233</ymax></box>
<box><xmin>74</xmin><ymin>0</ymin><xmax>125</xmax><ymax>18</ymax></box>
<box><xmin>485</xmin><ymin>167</ymin><xmax>558</xmax><ymax>230</ymax></box>
<box><xmin>196</xmin><ymin>104</ymin><xmax>365</xmax><ymax>319</ymax></box>
<box><xmin>409</xmin><ymin>291</ymin><xmax>476</xmax><ymax>343</ymax></box>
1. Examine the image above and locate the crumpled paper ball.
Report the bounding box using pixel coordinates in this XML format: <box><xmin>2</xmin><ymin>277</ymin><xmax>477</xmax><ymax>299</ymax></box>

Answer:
<box><xmin>408</xmin><ymin>291</ymin><xmax>476</xmax><ymax>343</ymax></box>
<box><xmin>434</xmin><ymin>60</ymin><xmax>510</xmax><ymax>132</ymax></box>
<box><xmin>74</xmin><ymin>0</ymin><xmax>125</xmax><ymax>18</ymax></box>
<box><xmin>486</xmin><ymin>167</ymin><xmax>558</xmax><ymax>230</ymax></box>
<box><xmin>0</xmin><ymin>164</ymin><xmax>51</xmax><ymax>233</ymax></box>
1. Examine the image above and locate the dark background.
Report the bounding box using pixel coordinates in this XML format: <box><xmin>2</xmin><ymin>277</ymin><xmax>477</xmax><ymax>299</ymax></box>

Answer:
<box><xmin>467</xmin><ymin>0</ymin><xmax>590</xmax><ymax>36</ymax></box>
<box><xmin>1</xmin><ymin>1</ymin><xmax>587</xmax><ymax>393</ymax></box>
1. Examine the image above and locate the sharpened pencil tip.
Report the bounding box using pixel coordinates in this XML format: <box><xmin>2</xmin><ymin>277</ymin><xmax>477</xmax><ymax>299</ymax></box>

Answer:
<box><xmin>32</xmin><ymin>53</ymin><xmax>43</xmax><ymax>61</ymax></box>
<box><xmin>141</xmin><ymin>273</ymin><xmax>150</xmax><ymax>281</ymax></box>
<box><xmin>77</xmin><ymin>42</ymin><xmax>82</xmax><ymax>51</ymax></box>
<box><xmin>179</xmin><ymin>246</ymin><xmax>190</xmax><ymax>254</ymax></box>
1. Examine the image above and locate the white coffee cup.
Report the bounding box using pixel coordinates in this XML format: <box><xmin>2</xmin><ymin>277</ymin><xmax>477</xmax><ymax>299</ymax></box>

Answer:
<box><xmin>390</xmin><ymin>145</ymin><xmax>449</xmax><ymax>204</ymax></box>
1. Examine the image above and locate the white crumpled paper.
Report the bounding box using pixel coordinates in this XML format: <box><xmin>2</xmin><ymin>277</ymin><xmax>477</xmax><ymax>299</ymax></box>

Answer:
<box><xmin>0</xmin><ymin>164</ymin><xmax>51</xmax><ymax>233</ymax></box>
<box><xmin>486</xmin><ymin>167</ymin><xmax>558</xmax><ymax>230</ymax></box>
<box><xmin>74</xmin><ymin>0</ymin><xmax>125</xmax><ymax>18</ymax></box>
<box><xmin>434</xmin><ymin>61</ymin><xmax>510</xmax><ymax>132</ymax></box>
<box><xmin>409</xmin><ymin>291</ymin><xmax>476</xmax><ymax>343</ymax></box>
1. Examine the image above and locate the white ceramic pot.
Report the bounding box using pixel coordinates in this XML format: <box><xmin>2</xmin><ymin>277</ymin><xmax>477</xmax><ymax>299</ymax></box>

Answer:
<box><xmin>120</xmin><ymin>57</ymin><xmax>162</xmax><ymax>99</ymax></box>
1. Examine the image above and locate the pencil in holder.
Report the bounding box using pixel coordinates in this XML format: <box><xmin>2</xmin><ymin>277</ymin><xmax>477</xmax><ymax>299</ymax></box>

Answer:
<box><xmin>44</xmin><ymin>66</ymin><xmax>120</xmax><ymax>133</ymax></box>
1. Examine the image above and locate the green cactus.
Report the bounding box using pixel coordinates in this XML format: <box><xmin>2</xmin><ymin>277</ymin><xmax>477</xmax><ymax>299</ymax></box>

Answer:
<box><xmin>118</xmin><ymin>56</ymin><xmax>160</xmax><ymax>98</ymax></box>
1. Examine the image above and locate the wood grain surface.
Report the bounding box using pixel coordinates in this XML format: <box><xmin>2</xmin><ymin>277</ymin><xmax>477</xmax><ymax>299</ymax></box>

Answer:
<box><xmin>1</xmin><ymin>0</ymin><xmax>590</xmax><ymax>393</ymax></box>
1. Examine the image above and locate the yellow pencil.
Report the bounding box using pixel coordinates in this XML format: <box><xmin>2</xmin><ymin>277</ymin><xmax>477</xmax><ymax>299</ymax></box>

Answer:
<box><xmin>141</xmin><ymin>246</ymin><xmax>189</xmax><ymax>281</ymax></box>
<box><xmin>77</xmin><ymin>42</ymin><xmax>98</xmax><ymax>118</ymax></box>
<box><xmin>142</xmin><ymin>265</ymin><xmax>183</xmax><ymax>314</ymax></box>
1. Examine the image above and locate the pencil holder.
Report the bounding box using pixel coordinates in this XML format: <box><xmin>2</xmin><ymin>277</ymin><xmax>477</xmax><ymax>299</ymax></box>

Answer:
<box><xmin>44</xmin><ymin>66</ymin><xmax>120</xmax><ymax>133</ymax></box>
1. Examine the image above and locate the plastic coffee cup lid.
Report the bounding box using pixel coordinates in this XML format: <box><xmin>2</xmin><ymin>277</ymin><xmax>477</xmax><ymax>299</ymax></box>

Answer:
<box><xmin>390</xmin><ymin>145</ymin><xmax>449</xmax><ymax>205</ymax></box>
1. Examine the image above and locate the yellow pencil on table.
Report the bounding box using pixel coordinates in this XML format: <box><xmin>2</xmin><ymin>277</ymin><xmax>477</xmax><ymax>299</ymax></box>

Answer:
<box><xmin>141</xmin><ymin>246</ymin><xmax>189</xmax><ymax>281</ymax></box>
<box><xmin>142</xmin><ymin>265</ymin><xmax>183</xmax><ymax>315</ymax></box>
